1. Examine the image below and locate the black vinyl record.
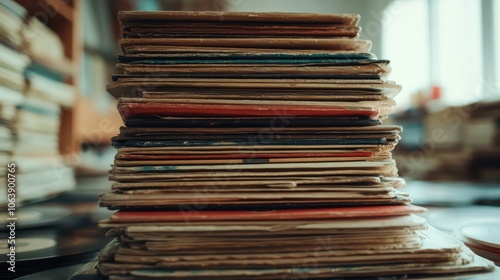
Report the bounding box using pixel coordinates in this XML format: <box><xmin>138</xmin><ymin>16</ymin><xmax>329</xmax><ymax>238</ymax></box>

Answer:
<box><xmin>124</xmin><ymin>116</ymin><xmax>381</xmax><ymax>128</ymax></box>
<box><xmin>0</xmin><ymin>205</ymin><xmax>72</xmax><ymax>231</ymax></box>
<box><xmin>0</xmin><ymin>226</ymin><xmax>110</xmax><ymax>279</ymax></box>
<box><xmin>15</xmin><ymin>263</ymin><xmax>84</xmax><ymax>280</ymax></box>
<box><xmin>16</xmin><ymin>261</ymin><xmax>106</xmax><ymax>280</ymax></box>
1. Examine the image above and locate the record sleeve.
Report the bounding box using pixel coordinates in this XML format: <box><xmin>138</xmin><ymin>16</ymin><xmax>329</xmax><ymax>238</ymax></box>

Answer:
<box><xmin>108</xmin><ymin>204</ymin><xmax>425</xmax><ymax>223</ymax></box>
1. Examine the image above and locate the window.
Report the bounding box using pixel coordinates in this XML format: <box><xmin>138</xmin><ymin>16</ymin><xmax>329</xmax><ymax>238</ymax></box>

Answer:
<box><xmin>434</xmin><ymin>0</ymin><xmax>483</xmax><ymax>106</ymax></box>
<box><xmin>383</xmin><ymin>0</ymin><xmax>499</xmax><ymax>109</ymax></box>
<box><xmin>382</xmin><ymin>0</ymin><xmax>429</xmax><ymax>109</ymax></box>
<box><xmin>494</xmin><ymin>0</ymin><xmax>500</xmax><ymax>96</ymax></box>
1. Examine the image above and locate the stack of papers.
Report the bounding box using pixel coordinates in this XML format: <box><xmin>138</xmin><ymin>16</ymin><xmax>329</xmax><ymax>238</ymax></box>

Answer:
<box><xmin>97</xmin><ymin>11</ymin><xmax>495</xmax><ymax>279</ymax></box>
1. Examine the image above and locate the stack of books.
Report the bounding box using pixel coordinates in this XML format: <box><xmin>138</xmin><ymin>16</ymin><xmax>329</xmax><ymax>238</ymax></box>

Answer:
<box><xmin>0</xmin><ymin>0</ymin><xmax>29</xmax><ymax>205</ymax></box>
<box><xmin>97</xmin><ymin>11</ymin><xmax>495</xmax><ymax>279</ymax></box>
<box><xmin>0</xmin><ymin>0</ymin><xmax>75</xmax><ymax>205</ymax></box>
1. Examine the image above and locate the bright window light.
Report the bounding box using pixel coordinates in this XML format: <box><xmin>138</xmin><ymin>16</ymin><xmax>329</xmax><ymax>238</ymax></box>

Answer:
<box><xmin>382</xmin><ymin>0</ymin><xmax>430</xmax><ymax>110</ymax></box>
<box><xmin>435</xmin><ymin>0</ymin><xmax>483</xmax><ymax>106</ymax></box>
<box><xmin>495</xmin><ymin>0</ymin><xmax>500</xmax><ymax>96</ymax></box>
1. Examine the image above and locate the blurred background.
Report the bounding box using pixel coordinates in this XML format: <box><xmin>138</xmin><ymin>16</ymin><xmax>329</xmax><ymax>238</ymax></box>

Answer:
<box><xmin>2</xmin><ymin>0</ymin><xmax>498</xmax><ymax>204</ymax></box>
<box><xmin>0</xmin><ymin>0</ymin><xmax>499</xmax><ymax>277</ymax></box>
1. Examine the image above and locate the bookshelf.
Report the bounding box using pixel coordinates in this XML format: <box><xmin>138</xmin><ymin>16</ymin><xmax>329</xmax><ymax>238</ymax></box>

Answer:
<box><xmin>15</xmin><ymin>0</ymin><xmax>80</xmax><ymax>157</ymax></box>
<box><xmin>15</xmin><ymin>0</ymin><xmax>121</xmax><ymax>160</ymax></box>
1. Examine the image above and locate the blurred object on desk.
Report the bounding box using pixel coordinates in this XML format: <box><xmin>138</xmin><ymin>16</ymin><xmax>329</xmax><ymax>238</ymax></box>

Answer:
<box><xmin>456</xmin><ymin>223</ymin><xmax>500</xmax><ymax>265</ymax></box>
<box><xmin>392</xmin><ymin>99</ymin><xmax>500</xmax><ymax>181</ymax></box>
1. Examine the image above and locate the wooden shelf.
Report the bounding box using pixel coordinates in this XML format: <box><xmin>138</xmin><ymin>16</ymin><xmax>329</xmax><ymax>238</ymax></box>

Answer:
<box><xmin>74</xmin><ymin>97</ymin><xmax>121</xmax><ymax>146</ymax></box>
<box><xmin>15</xmin><ymin>0</ymin><xmax>74</xmax><ymax>22</ymax></box>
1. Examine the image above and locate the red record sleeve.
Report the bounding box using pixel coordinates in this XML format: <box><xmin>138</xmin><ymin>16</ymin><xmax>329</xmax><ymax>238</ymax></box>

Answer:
<box><xmin>117</xmin><ymin>102</ymin><xmax>379</xmax><ymax>119</ymax></box>
<box><xmin>110</xmin><ymin>204</ymin><xmax>426</xmax><ymax>223</ymax></box>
